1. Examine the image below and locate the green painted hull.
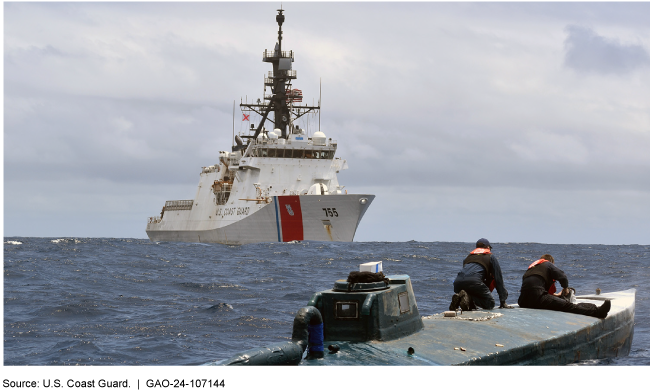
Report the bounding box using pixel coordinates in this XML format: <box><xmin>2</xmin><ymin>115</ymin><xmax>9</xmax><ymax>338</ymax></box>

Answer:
<box><xmin>299</xmin><ymin>289</ymin><xmax>635</xmax><ymax>365</ymax></box>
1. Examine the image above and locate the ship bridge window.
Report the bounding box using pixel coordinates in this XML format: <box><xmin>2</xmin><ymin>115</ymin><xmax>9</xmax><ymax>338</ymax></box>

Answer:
<box><xmin>251</xmin><ymin>147</ymin><xmax>334</xmax><ymax>159</ymax></box>
<box><xmin>334</xmin><ymin>301</ymin><xmax>359</xmax><ymax>320</ymax></box>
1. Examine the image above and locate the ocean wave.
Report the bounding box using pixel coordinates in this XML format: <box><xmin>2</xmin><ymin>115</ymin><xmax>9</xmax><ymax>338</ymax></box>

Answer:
<box><xmin>36</xmin><ymin>302</ymin><xmax>107</xmax><ymax>320</ymax></box>
<box><xmin>206</xmin><ymin>303</ymin><xmax>234</xmax><ymax>312</ymax></box>
<box><xmin>176</xmin><ymin>282</ymin><xmax>243</xmax><ymax>292</ymax></box>
<box><xmin>51</xmin><ymin>238</ymin><xmax>81</xmax><ymax>244</ymax></box>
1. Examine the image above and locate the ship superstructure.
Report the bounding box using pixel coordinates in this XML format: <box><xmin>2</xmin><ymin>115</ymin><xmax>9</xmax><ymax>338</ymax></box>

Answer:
<box><xmin>146</xmin><ymin>9</ymin><xmax>374</xmax><ymax>244</ymax></box>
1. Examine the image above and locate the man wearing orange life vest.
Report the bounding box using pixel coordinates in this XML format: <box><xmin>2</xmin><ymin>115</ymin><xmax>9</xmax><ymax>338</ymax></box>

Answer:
<box><xmin>518</xmin><ymin>254</ymin><xmax>611</xmax><ymax>318</ymax></box>
<box><xmin>449</xmin><ymin>238</ymin><xmax>511</xmax><ymax>311</ymax></box>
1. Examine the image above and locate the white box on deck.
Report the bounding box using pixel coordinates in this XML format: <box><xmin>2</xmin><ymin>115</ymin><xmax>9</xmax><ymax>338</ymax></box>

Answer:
<box><xmin>359</xmin><ymin>261</ymin><xmax>382</xmax><ymax>273</ymax></box>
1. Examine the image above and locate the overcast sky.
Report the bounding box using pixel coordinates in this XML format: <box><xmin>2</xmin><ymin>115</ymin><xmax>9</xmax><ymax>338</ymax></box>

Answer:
<box><xmin>4</xmin><ymin>2</ymin><xmax>650</xmax><ymax>245</ymax></box>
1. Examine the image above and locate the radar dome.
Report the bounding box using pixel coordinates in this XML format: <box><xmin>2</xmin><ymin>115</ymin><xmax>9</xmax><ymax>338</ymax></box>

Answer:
<box><xmin>312</xmin><ymin>131</ymin><xmax>327</xmax><ymax>146</ymax></box>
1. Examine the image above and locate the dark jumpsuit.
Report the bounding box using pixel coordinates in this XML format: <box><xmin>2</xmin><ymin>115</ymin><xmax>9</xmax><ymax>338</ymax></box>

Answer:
<box><xmin>453</xmin><ymin>254</ymin><xmax>508</xmax><ymax>310</ymax></box>
<box><xmin>518</xmin><ymin>262</ymin><xmax>600</xmax><ymax>317</ymax></box>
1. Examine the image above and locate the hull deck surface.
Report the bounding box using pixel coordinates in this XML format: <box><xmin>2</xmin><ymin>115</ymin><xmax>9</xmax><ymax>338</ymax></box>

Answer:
<box><xmin>300</xmin><ymin>289</ymin><xmax>635</xmax><ymax>365</ymax></box>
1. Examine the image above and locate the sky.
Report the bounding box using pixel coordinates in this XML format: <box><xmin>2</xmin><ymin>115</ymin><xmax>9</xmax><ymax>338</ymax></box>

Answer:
<box><xmin>4</xmin><ymin>2</ymin><xmax>650</xmax><ymax>245</ymax></box>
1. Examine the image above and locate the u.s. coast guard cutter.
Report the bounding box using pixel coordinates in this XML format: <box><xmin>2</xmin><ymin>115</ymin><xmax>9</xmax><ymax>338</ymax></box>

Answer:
<box><xmin>146</xmin><ymin>9</ymin><xmax>374</xmax><ymax>244</ymax></box>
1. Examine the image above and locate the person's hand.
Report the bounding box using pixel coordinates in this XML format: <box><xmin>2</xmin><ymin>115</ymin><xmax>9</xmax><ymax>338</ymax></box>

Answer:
<box><xmin>499</xmin><ymin>301</ymin><xmax>513</xmax><ymax>309</ymax></box>
<box><xmin>553</xmin><ymin>288</ymin><xmax>570</xmax><ymax>297</ymax></box>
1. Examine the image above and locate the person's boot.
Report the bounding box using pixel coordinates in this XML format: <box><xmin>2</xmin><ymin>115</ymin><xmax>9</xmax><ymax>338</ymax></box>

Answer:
<box><xmin>449</xmin><ymin>293</ymin><xmax>461</xmax><ymax>311</ymax></box>
<box><xmin>458</xmin><ymin>290</ymin><xmax>472</xmax><ymax>312</ymax></box>
<box><xmin>597</xmin><ymin>300</ymin><xmax>611</xmax><ymax>319</ymax></box>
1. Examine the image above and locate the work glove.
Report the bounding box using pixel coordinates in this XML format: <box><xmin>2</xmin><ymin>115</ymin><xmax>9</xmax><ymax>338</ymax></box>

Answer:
<box><xmin>499</xmin><ymin>301</ymin><xmax>514</xmax><ymax>309</ymax></box>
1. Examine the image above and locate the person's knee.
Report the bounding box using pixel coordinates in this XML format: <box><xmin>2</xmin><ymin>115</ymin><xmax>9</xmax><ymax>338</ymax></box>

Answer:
<box><xmin>518</xmin><ymin>296</ymin><xmax>531</xmax><ymax>308</ymax></box>
<box><xmin>470</xmin><ymin>293</ymin><xmax>494</xmax><ymax>309</ymax></box>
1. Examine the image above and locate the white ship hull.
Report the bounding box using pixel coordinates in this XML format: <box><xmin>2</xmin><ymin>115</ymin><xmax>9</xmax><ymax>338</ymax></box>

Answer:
<box><xmin>147</xmin><ymin>194</ymin><xmax>374</xmax><ymax>245</ymax></box>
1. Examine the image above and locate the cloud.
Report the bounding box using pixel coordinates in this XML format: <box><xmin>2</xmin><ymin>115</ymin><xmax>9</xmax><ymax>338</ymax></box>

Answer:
<box><xmin>564</xmin><ymin>25</ymin><xmax>650</xmax><ymax>74</ymax></box>
<box><xmin>508</xmin><ymin>131</ymin><xmax>589</xmax><ymax>164</ymax></box>
<box><xmin>4</xmin><ymin>2</ymin><xmax>650</xmax><ymax>244</ymax></box>
<box><xmin>353</xmin><ymin>184</ymin><xmax>649</xmax><ymax>244</ymax></box>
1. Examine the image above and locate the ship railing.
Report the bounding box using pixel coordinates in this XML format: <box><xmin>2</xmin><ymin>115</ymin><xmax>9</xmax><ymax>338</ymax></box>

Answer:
<box><xmin>164</xmin><ymin>200</ymin><xmax>194</xmax><ymax>211</ymax></box>
<box><xmin>215</xmin><ymin>184</ymin><xmax>232</xmax><ymax>205</ymax></box>
<box><xmin>263</xmin><ymin>49</ymin><xmax>294</xmax><ymax>61</ymax></box>
<box><xmin>263</xmin><ymin>91</ymin><xmax>300</xmax><ymax>100</ymax></box>
<box><xmin>267</xmin><ymin>70</ymin><xmax>297</xmax><ymax>79</ymax></box>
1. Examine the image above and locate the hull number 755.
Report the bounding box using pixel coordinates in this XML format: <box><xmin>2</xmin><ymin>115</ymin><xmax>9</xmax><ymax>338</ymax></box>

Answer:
<box><xmin>323</xmin><ymin>208</ymin><xmax>339</xmax><ymax>217</ymax></box>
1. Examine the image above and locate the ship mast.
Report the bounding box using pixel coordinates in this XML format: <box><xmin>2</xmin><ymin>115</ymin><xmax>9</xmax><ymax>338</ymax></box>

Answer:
<box><xmin>238</xmin><ymin>8</ymin><xmax>320</xmax><ymax>150</ymax></box>
<box><xmin>271</xmin><ymin>8</ymin><xmax>289</xmax><ymax>139</ymax></box>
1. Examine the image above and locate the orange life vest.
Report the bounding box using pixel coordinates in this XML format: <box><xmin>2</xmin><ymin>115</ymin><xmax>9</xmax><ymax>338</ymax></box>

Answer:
<box><xmin>470</xmin><ymin>248</ymin><xmax>491</xmax><ymax>255</ymax></box>
<box><xmin>464</xmin><ymin>248</ymin><xmax>496</xmax><ymax>291</ymax></box>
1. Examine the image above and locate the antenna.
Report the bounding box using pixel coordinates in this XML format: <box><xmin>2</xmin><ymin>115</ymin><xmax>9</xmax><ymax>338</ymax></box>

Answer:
<box><xmin>232</xmin><ymin>100</ymin><xmax>235</xmax><ymax>146</ymax></box>
<box><xmin>319</xmin><ymin>78</ymin><xmax>322</xmax><ymax>132</ymax></box>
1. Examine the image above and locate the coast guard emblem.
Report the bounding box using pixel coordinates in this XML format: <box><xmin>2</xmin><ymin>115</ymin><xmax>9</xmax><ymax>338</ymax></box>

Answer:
<box><xmin>285</xmin><ymin>204</ymin><xmax>295</xmax><ymax>216</ymax></box>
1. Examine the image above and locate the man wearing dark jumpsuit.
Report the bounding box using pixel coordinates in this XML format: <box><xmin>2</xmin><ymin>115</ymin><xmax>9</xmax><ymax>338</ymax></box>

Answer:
<box><xmin>450</xmin><ymin>238</ymin><xmax>511</xmax><ymax>311</ymax></box>
<box><xmin>518</xmin><ymin>254</ymin><xmax>611</xmax><ymax>318</ymax></box>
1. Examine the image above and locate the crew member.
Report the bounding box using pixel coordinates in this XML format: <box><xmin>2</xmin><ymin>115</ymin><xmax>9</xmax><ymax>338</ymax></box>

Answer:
<box><xmin>518</xmin><ymin>254</ymin><xmax>610</xmax><ymax>318</ymax></box>
<box><xmin>450</xmin><ymin>238</ymin><xmax>511</xmax><ymax>311</ymax></box>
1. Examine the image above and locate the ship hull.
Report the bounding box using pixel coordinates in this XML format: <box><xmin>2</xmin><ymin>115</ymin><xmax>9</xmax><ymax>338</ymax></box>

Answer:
<box><xmin>298</xmin><ymin>289</ymin><xmax>635</xmax><ymax>365</ymax></box>
<box><xmin>146</xmin><ymin>194</ymin><xmax>374</xmax><ymax>245</ymax></box>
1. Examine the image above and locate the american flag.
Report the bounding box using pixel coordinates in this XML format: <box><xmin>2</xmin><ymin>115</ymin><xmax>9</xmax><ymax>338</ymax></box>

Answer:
<box><xmin>286</xmin><ymin>89</ymin><xmax>303</xmax><ymax>103</ymax></box>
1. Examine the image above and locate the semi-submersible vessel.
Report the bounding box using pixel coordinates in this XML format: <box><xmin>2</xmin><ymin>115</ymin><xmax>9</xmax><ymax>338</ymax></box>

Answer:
<box><xmin>146</xmin><ymin>9</ymin><xmax>374</xmax><ymax>244</ymax></box>
<box><xmin>218</xmin><ymin>270</ymin><xmax>635</xmax><ymax>366</ymax></box>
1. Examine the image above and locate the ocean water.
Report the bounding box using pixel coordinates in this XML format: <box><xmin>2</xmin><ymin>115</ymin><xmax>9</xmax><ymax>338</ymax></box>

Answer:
<box><xmin>3</xmin><ymin>237</ymin><xmax>649</xmax><ymax>366</ymax></box>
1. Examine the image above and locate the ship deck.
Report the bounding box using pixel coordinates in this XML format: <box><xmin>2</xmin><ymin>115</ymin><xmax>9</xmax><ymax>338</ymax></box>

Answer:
<box><xmin>300</xmin><ymin>289</ymin><xmax>635</xmax><ymax>365</ymax></box>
